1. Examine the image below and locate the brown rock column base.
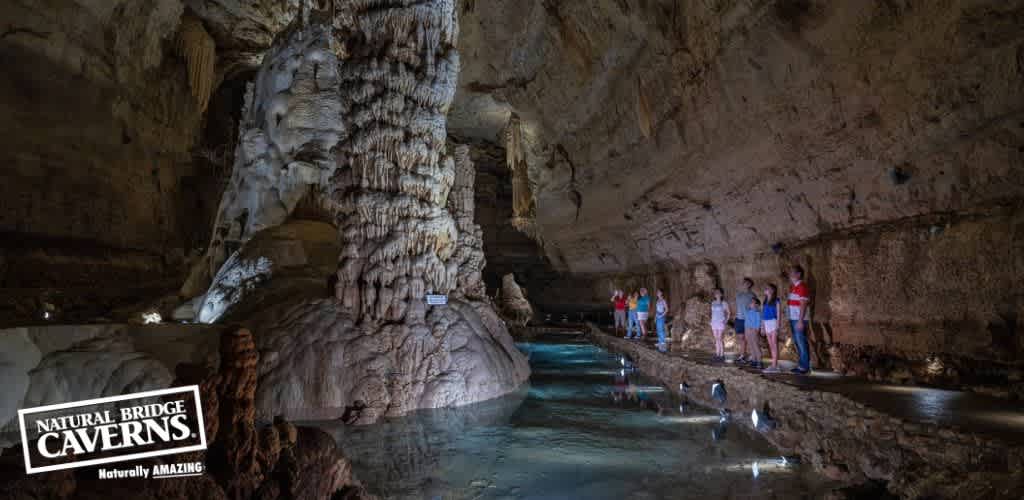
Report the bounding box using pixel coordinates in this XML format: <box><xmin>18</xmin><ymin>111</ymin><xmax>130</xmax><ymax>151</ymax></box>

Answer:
<box><xmin>588</xmin><ymin>326</ymin><xmax>1024</xmax><ymax>499</ymax></box>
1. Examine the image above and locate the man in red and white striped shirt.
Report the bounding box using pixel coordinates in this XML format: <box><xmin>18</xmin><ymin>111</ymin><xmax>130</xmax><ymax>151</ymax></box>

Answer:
<box><xmin>788</xmin><ymin>265</ymin><xmax>811</xmax><ymax>374</ymax></box>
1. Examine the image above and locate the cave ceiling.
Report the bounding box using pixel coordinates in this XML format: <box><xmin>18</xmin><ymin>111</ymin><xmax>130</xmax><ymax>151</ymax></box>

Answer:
<box><xmin>192</xmin><ymin>0</ymin><xmax>1024</xmax><ymax>275</ymax></box>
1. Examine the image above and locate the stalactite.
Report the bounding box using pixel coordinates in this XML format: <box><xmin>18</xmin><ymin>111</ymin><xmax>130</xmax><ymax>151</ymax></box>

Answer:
<box><xmin>504</xmin><ymin>113</ymin><xmax>534</xmax><ymax>220</ymax></box>
<box><xmin>636</xmin><ymin>77</ymin><xmax>653</xmax><ymax>138</ymax></box>
<box><xmin>504</xmin><ymin>113</ymin><xmax>539</xmax><ymax>248</ymax></box>
<box><xmin>177</xmin><ymin>14</ymin><xmax>216</xmax><ymax>112</ymax></box>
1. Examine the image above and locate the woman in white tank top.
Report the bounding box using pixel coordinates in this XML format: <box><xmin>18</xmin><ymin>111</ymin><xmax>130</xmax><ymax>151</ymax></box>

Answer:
<box><xmin>709</xmin><ymin>288</ymin><xmax>730</xmax><ymax>361</ymax></box>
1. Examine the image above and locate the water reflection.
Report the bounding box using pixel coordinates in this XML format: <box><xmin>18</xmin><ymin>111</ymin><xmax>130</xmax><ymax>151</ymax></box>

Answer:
<box><xmin>311</xmin><ymin>335</ymin><xmax>834</xmax><ymax>499</ymax></box>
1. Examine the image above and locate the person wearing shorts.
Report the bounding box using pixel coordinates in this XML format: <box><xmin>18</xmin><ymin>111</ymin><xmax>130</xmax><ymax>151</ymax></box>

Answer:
<box><xmin>626</xmin><ymin>292</ymin><xmax>639</xmax><ymax>339</ymax></box>
<box><xmin>744</xmin><ymin>297</ymin><xmax>763</xmax><ymax>369</ymax></box>
<box><xmin>734</xmin><ymin>278</ymin><xmax>755</xmax><ymax>363</ymax></box>
<box><xmin>710</xmin><ymin>288</ymin><xmax>730</xmax><ymax>361</ymax></box>
<box><xmin>612</xmin><ymin>290</ymin><xmax>627</xmax><ymax>335</ymax></box>
<box><xmin>635</xmin><ymin>288</ymin><xmax>651</xmax><ymax>339</ymax></box>
<box><xmin>761</xmin><ymin>284</ymin><xmax>782</xmax><ymax>373</ymax></box>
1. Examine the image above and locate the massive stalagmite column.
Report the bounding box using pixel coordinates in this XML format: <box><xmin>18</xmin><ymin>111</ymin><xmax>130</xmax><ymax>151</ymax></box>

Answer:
<box><xmin>332</xmin><ymin>0</ymin><xmax>462</xmax><ymax>324</ymax></box>
<box><xmin>188</xmin><ymin>2</ymin><xmax>528</xmax><ymax>423</ymax></box>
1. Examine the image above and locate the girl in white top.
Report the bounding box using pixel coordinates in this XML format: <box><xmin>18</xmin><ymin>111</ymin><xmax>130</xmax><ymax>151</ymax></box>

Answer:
<box><xmin>710</xmin><ymin>288</ymin><xmax>730</xmax><ymax>361</ymax></box>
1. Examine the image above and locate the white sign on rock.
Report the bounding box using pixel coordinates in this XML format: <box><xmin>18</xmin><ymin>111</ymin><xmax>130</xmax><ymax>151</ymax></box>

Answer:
<box><xmin>425</xmin><ymin>294</ymin><xmax>448</xmax><ymax>306</ymax></box>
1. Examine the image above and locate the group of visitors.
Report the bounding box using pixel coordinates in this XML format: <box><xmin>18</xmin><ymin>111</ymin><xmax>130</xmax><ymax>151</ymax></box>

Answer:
<box><xmin>710</xmin><ymin>265</ymin><xmax>811</xmax><ymax>374</ymax></box>
<box><xmin>609</xmin><ymin>265</ymin><xmax>812</xmax><ymax>375</ymax></box>
<box><xmin>610</xmin><ymin>288</ymin><xmax>669</xmax><ymax>352</ymax></box>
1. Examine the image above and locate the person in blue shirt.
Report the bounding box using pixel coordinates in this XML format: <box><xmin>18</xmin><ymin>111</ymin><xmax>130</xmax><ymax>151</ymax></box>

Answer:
<box><xmin>635</xmin><ymin>288</ymin><xmax>651</xmax><ymax>339</ymax></box>
<box><xmin>744</xmin><ymin>297</ymin><xmax>763</xmax><ymax>369</ymax></box>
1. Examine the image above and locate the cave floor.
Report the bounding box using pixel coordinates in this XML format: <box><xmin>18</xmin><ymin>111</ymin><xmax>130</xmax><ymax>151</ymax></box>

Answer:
<box><xmin>599</xmin><ymin>327</ymin><xmax>1024</xmax><ymax>444</ymax></box>
<box><xmin>314</xmin><ymin>332</ymin><xmax>837</xmax><ymax>499</ymax></box>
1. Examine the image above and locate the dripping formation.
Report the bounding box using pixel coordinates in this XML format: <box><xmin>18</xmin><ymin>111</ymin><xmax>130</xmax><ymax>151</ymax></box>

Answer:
<box><xmin>177</xmin><ymin>14</ymin><xmax>216</xmax><ymax>112</ymax></box>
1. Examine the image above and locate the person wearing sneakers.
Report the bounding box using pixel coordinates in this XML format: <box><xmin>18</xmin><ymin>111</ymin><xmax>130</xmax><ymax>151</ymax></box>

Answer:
<box><xmin>744</xmin><ymin>297</ymin><xmax>763</xmax><ymax>369</ymax></box>
<box><xmin>626</xmin><ymin>291</ymin><xmax>640</xmax><ymax>339</ymax></box>
<box><xmin>788</xmin><ymin>265</ymin><xmax>812</xmax><ymax>374</ymax></box>
<box><xmin>733</xmin><ymin>278</ymin><xmax>755</xmax><ymax>364</ymax></box>
<box><xmin>635</xmin><ymin>288</ymin><xmax>651</xmax><ymax>339</ymax></box>
<box><xmin>612</xmin><ymin>290</ymin><xmax>628</xmax><ymax>335</ymax></box>
<box><xmin>710</xmin><ymin>288</ymin><xmax>730</xmax><ymax>361</ymax></box>
<box><xmin>761</xmin><ymin>284</ymin><xmax>783</xmax><ymax>373</ymax></box>
<box><xmin>655</xmin><ymin>289</ymin><xmax>669</xmax><ymax>352</ymax></box>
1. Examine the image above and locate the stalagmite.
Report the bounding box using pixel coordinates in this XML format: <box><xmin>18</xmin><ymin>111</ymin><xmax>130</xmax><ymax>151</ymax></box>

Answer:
<box><xmin>178</xmin><ymin>2</ymin><xmax>528</xmax><ymax>423</ymax></box>
<box><xmin>333</xmin><ymin>0</ymin><xmax>466</xmax><ymax>322</ymax></box>
<box><xmin>499</xmin><ymin>273</ymin><xmax>533</xmax><ymax>326</ymax></box>
<box><xmin>177</xmin><ymin>14</ymin><xmax>216</xmax><ymax>112</ymax></box>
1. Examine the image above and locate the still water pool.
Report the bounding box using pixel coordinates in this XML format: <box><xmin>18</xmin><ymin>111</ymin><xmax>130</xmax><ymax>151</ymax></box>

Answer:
<box><xmin>315</xmin><ymin>333</ymin><xmax>835</xmax><ymax>499</ymax></box>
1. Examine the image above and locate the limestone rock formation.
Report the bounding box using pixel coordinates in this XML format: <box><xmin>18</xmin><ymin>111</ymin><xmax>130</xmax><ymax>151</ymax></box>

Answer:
<box><xmin>0</xmin><ymin>0</ymin><xmax>220</xmax><ymax>325</ymax></box>
<box><xmin>250</xmin><ymin>297</ymin><xmax>528</xmax><ymax>423</ymax></box>
<box><xmin>0</xmin><ymin>323</ymin><xmax>222</xmax><ymax>439</ymax></box>
<box><xmin>331</xmin><ymin>0</ymin><xmax>462</xmax><ymax>323</ymax></box>
<box><xmin>197</xmin><ymin>14</ymin><xmax>343</xmax><ymax>293</ymax></box>
<box><xmin>499</xmin><ymin>273</ymin><xmax>533</xmax><ymax>326</ymax></box>
<box><xmin>185</xmin><ymin>2</ymin><xmax>528</xmax><ymax>422</ymax></box>
<box><xmin>0</xmin><ymin>327</ymin><xmax>375</xmax><ymax>500</ymax></box>
<box><xmin>447</xmin><ymin>144</ymin><xmax>487</xmax><ymax>298</ymax></box>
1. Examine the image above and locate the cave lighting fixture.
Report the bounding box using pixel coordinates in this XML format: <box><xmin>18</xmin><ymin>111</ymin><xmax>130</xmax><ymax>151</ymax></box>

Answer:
<box><xmin>711</xmin><ymin>380</ymin><xmax>727</xmax><ymax>406</ymax></box>
<box><xmin>142</xmin><ymin>311</ymin><xmax>163</xmax><ymax>325</ymax></box>
<box><xmin>751</xmin><ymin>407</ymin><xmax>778</xmax><ymax>432</ymax></box>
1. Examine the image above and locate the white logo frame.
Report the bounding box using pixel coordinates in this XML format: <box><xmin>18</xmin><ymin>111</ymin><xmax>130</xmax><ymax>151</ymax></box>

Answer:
<box><xmin>18</xmin><ymin>385</ymin><xmax>208</xmax><ymax>474</ymax></box>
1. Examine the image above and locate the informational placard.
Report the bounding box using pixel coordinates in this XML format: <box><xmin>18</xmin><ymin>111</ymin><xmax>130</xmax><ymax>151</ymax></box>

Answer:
<box><xmin>425</xmin><ymin>294</ymin><xmax>448</xmax><ymax>306</ymax></box>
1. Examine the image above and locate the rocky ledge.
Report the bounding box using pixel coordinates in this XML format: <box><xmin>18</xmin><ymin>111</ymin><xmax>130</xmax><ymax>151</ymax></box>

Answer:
<box><xmin>588</xmin><ymin>327</ymin><xmax>1024</xmax><ymax>499</ymax></box>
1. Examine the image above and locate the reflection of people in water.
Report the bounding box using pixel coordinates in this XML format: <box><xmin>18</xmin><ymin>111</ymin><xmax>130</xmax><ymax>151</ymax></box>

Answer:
<box><xmin>625</xmin><ymin>377</ymin><xmax>659</xmax><ymax>411</ymax></box>
<box><xmin>611</xmin><ymin>373</ymin><xmax>628</xmax><ymax>404</ymax></box>
<box><xmin>610</xmin><ymin>372</ymin><xmax>669</xmax><ymax>412</ymax></box>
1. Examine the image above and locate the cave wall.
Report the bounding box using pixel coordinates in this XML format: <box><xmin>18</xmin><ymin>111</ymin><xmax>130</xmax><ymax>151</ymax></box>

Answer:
<box><xmin>451</xmin><ymin>0</ymin><xmax>1024</xmax><ymax>375</ymax></box>
<box><xmin>577</xmin><ymin>207</ymin><xmax>1024</xmax><ymax>393</ymax></box>
<box><xmin>0</xmin><ymin>0</ymin><xmax>224</xmax><ymax>324</ymax></box>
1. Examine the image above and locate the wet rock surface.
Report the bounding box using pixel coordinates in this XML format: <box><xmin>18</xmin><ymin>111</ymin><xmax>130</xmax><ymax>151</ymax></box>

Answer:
<box><xmin>590</xmin><ymin>328</ymin><xmax>1024</xmax><ymax>499</ymax></box>
<box><xmin>249</xmin><ymin>297</ymin><xmax>529</xmax><ymax>423</ymax></box>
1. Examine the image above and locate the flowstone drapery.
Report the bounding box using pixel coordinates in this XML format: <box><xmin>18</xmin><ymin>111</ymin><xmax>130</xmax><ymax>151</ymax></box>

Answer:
<box><xmin>446</xmin><ymin>144</ymin><xmax>487</xmax><ymax>298</ymax></box>
<box><xmin>190</xmin><ymin>2</ymin><xmax>528</xmax><ymax>422</ymax></box>
<box><xmin>193</xmin><ymin>14</ymin><xmax>342</xmax><ymax>321</ymax></box>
